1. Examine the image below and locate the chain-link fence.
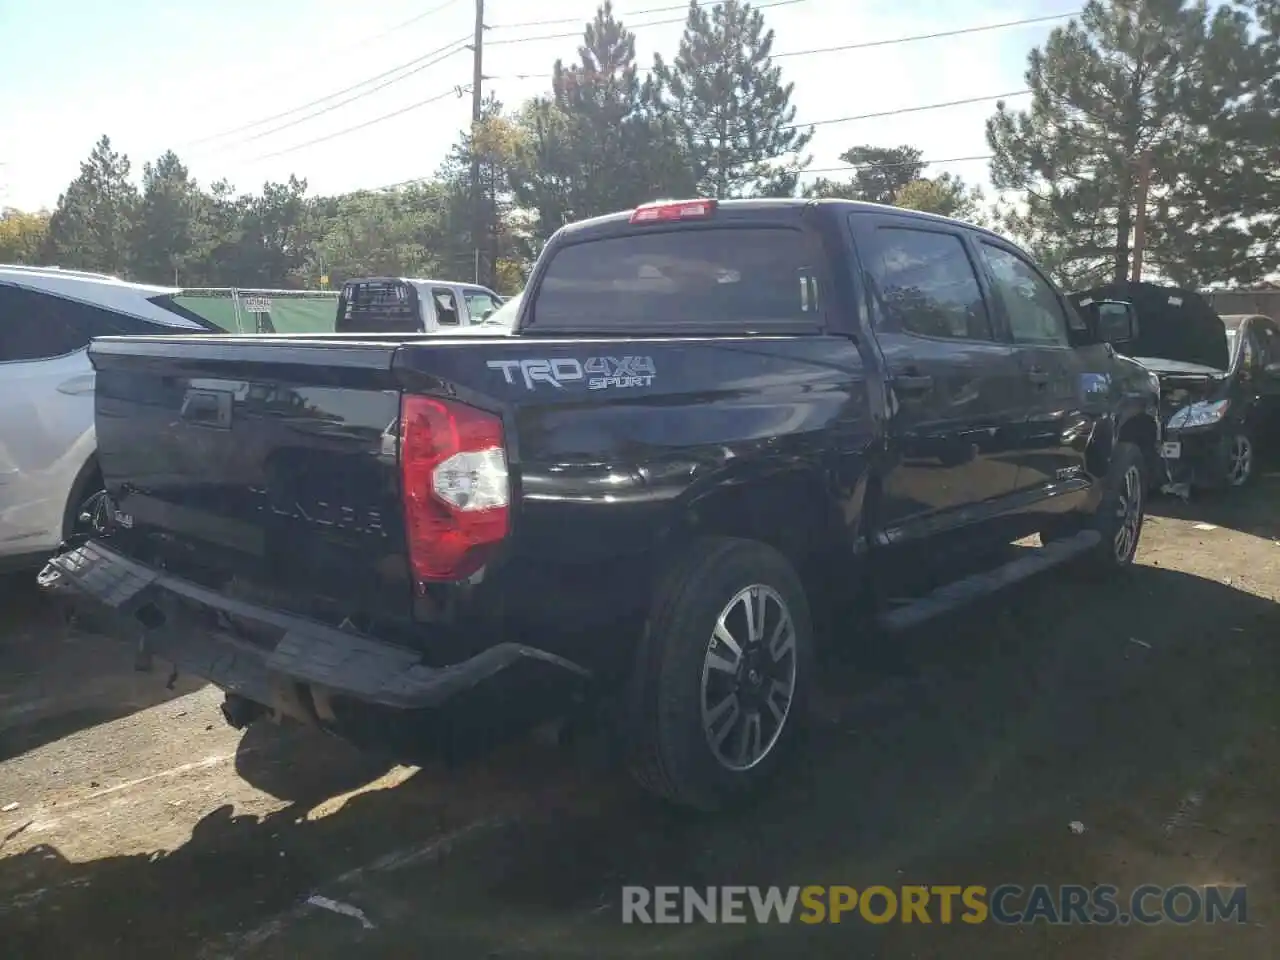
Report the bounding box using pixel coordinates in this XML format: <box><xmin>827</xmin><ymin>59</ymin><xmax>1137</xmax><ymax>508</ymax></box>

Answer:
<box><xmin>173</xmin><ymin>288</ymin><xmax>339</xmax><ymax>333</ymax></box>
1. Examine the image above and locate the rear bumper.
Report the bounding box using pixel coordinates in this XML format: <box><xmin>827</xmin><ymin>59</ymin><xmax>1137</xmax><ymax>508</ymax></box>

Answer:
<box><xmin>37</xmin><ymin>541</ymin><xmax>590</xmax><ymax>724</ymax></box>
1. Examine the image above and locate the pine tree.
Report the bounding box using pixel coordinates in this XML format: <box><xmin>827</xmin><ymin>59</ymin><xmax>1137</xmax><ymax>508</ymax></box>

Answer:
<box><xmin>806</xmin><ymin>145</ymin><xmax>925</xmax><ymax>202</ymax></box>
<box><xmin>132</xmin><ymin>151</ymin><xmax>211</xmax><ymax>285</ymax></box>
<box><xmin>511</xmin><ymin>3</ymin><xmax>692</xmax><ymax>239</ymax></box>
<box><xmin>45</xmin><ymin>136</ymin><xmax>138</xmax><ymax>276</ymax></box>
<box><xmin>648</xmin><ymin>0</ymin><xmax>812</xmax><ymax>198</ymax></box>
<box><xmin>437</xmin><ymin>96</ymin><xmax>527</xmax><ymax>287</ymax></box>
<box><xmin>986</xmin><ymin>0</ymin><xmax>1269</xmax><ymax>288</ymax></box>
<box><xmin>1229</xmin><ymin>0</ymin><xmax>1280</xmax><ymax>279</ymax></box>
<box><xmin>893</xmin><ymin>173</ymin><xmax>986</xmax><ymax>224</ymax></box>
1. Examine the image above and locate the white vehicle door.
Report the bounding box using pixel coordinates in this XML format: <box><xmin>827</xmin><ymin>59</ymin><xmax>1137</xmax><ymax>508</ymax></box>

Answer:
<box><xmin>415</xmin><ymin>285</ymin><xmax>439</xmax><ymax>331</ymax></box>
<box><xmin>0</xmin><ymin>288</ymin><xmax>97</xmax><ymax>559</ymax></box>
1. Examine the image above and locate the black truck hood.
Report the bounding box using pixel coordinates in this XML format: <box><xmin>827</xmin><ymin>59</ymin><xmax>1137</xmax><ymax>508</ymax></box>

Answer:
<box><xmin>1131</xmin><ymin>357</ymin><xmax>1226</xmax><ymax>378</ymax></box>
<box><xmin>1070</xmin><ymin>281</ymin><xmax>1231</xmax><ymax>372</ymax></box>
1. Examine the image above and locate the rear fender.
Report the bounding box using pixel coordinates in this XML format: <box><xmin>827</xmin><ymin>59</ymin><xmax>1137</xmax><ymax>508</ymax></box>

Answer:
<box><xmin>657</xmin><ymin>462</ymin><xmax>870</xmax><ymax>607</ymax></box>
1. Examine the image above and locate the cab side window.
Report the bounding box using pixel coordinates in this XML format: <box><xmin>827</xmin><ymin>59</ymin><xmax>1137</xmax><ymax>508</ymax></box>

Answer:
<box><xmin>864</xmin><ymin>227</ymin><xmax>994</xmax><ymax>341</ymax></box>
<box><xmin>979</xmin><ymin>243</ymin><xmax>1071</xmax><ymax>347</ymax></box>
<box><xmin>432</xmin><ymin>289</ymin><xmax>461</xmax><ymax>326</ymax></box>
<box><xmin>464</xmin><ymin>291</ymin><xmax>499</xmax><ymax>320</ymax></box>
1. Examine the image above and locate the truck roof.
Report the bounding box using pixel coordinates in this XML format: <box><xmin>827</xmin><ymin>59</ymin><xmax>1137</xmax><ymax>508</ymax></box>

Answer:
<box><xmin>554</xmin><ymin>197</ymin><xmax>1008</xmax><ymax>244</ymax></box>
<box><xmin>343</xmin><ymin>277</ymin><xmax>497</xmax><ymax>293</ymax></box>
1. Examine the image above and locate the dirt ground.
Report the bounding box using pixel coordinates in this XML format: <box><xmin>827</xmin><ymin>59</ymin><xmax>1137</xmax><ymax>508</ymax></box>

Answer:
<box><xmin>1</xmin><ymin>474</ymin><xmax>1277</xmax><ymax>958</ymax></box>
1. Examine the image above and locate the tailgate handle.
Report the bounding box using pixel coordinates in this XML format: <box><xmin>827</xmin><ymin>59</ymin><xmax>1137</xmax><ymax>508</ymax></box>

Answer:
<box><xmin>180</xmin><ymin>389</ymin><xmax>233</xmax><ymax>429</ymax></box>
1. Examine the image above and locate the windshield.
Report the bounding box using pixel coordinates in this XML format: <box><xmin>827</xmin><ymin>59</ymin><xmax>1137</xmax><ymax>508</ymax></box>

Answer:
<box><xmin>481</xmin><ymin>291</ymin><xmax>521</xmax><ymax>327</ymax></box>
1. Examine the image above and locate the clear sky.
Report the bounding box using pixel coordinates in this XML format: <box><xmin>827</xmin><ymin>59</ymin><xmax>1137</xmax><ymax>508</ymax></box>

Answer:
<box><xmin>0</xmin><ymin>0</ymin><xmax>1073</xmax><ymax>211</ymax></box>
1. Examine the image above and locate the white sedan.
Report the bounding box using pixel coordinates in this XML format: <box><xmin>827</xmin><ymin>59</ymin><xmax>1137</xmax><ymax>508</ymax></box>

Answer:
<box><xmin>0</xmin><ymin>265</ymin><xmax>218</xmax><ymax>572</ymax></box>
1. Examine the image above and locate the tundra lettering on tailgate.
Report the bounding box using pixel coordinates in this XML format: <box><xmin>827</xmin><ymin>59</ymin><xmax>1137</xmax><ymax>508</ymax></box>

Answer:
<box><xmin>487</xmin><ymin>356</ymin><xmax>656</xmax><ymax>391</ymax></box>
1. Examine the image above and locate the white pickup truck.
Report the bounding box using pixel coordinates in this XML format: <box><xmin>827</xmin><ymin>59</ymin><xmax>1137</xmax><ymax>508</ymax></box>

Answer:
<box><xmin>335</xmin><ymin>277</ymin><xmax>505</xmax><ymax>333</ymax></box>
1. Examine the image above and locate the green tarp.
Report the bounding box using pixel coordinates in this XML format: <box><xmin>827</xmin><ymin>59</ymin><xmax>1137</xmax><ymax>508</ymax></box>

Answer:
<box><xmin>174</xmin><ymin>294</ymin><xmax>338</xmax><ymax>334</ymax></box>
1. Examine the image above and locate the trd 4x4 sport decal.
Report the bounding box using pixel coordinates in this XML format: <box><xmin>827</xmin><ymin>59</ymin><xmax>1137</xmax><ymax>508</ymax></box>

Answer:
<box><xmin>487</xmin><ymin>356</ymin><xmax>657</xmax><ymax>391</ymax></box>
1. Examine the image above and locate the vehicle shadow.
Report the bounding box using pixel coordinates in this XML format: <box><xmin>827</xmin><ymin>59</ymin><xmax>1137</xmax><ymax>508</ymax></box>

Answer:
<box><xmin>232</xmin><ymin>720</ymin><xmax>399</xmax><ymax>805</ymax></box>
<box><xmin>0</xmin><ymin>573</ymin><xmax>204</xmax><ymax>763</ymax></box>
<box><xmin>1</xmin><ymin>562</ymin><xmax>1276</xmax><ymax>959</ymax></box>
<box><xmin>1147</xmin><ymin>463</ymin><xmax>1280</xmax><ymax>540</ymax></box>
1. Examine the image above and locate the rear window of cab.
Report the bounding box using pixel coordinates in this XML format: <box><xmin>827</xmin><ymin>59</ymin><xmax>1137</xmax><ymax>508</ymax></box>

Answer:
<box><xmin>528</xmin><ymin>226</ymin><xmax>822</xmax><ymax>334</ymax></box>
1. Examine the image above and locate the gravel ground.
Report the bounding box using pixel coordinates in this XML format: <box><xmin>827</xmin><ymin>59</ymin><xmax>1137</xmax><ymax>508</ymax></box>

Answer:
<box><xmin>1</xmin><ymin>474</ymin><xmax>1277</xmax><ymax>958</ymax></box>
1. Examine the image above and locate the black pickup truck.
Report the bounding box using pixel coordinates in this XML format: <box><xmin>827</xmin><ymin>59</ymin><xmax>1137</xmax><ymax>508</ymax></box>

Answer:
<box><xmin>40</xmin><ymin>199</ymin><xmax>1160</xmax><ymax>810</ymax></box>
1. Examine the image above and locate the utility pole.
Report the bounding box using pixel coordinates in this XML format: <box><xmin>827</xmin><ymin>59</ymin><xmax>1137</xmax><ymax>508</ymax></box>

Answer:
<box><xmin>1130</xmin><ymin>150</ymin><xmax>1153</xmax><ymax>283</ymax></box>
<box><xmin>470</xmin><ymin>0</ymin><xmax>484</xmax><ymax>285</ymax></box>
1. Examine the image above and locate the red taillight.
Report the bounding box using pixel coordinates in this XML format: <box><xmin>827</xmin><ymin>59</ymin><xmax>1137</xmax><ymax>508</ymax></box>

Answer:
<box><xmin>630</xmin><ymin>199</ymin><xmax>717</xmax><ymax>224</ymax></box>
<box><xmin>399</xmin><ymin>394</ymin><xmax>509</xmax><ymax>584</ymax></box>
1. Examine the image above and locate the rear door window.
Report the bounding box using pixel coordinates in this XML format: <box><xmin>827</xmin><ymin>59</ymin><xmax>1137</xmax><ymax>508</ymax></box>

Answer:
<box><xmin>529</xmin><ymin>227</ymin><xmax>821</xmax><ymax>333</ymax></box>
<box><xmin>432</xmin><ymin>288</ymin><xmax>461</xmax><ymax>326</ymax></box>
<box><xmin>862</xmin><ymin>227</ymin><xmax>994</xmax><ymax>341</ymax></box>
<box><xmin>0</xmin><ymin>284</ymin><xmax>190</xmax><ymax>362</ymax></box>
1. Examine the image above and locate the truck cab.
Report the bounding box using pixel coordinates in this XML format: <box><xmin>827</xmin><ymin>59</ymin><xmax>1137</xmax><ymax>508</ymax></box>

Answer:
<box><xmin>335</xmin><ymin>277</ymin><xmax>504</xmax><ymax>334</ymax></box>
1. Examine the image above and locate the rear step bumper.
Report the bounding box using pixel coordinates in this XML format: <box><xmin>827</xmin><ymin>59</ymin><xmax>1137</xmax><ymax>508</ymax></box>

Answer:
<box><xmin>37</xmin><ymin>541</ymin><xmax>591</xmax><ymax>721</ymax></box>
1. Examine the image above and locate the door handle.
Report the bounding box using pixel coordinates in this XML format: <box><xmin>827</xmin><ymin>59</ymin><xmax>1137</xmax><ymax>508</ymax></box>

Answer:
<box><xmin>895</xmin><ymin>373</ymin><xmax>934</xmax><ymax>393</ymax></box>
<box><xmin>1027</xmin><ymin>368</ymin><xmax>1051</xmax><ymax>386</ymax></box>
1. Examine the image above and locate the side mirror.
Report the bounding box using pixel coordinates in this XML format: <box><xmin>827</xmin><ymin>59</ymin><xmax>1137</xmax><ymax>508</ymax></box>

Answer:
<box><xmin>1095</xmin><ymin>300</ymin><xmax>1137</xmax><ymax>344</ymax></box>
<box><xmin>480</xmin><ymin>308</ymin><xmax>495</xmax><ymax>321</ymax></box>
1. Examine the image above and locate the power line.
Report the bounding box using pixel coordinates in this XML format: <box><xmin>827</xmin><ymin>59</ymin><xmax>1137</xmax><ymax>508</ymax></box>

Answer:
<box><xmin>203</xmin><ymin>39</ymin><xmax>472</xmax><ymax>154</ymax></box>
<box><xmin>255</xmin><ymin>86</ymin><xmax>1021</xmax><ymax>169</ymax></box>
<box><xmin>252</xmin><ymin>86</ymin><xmax>468</xmax><ymax>162</ymax></box>
<box><xmin>185</xmin><ymin>34</ymin><xmax>472</xmax><ymax>148</ymax></box>
<box><xmin>491</xmin><ymin>0</ymin><xmax>750</xmax><ymax>30</ymax></box>
<box><xmin>772</xmin><ymin>11</ymin><xmax>1077</xmax><ymax>59</ymax></box>
<box><xmin>800</xmin><ymin>153</ymin><xmax>995</xmax><ymax>176</ymax></box>
<box><xmin>486</xmin><ymin>11</ymin><xmax>1075</xmax><ymax>80</ymax></box>
<box><xmin>182</xmin><ymin>0</ymin><xmax>469</xmax><ymax>121</ymax></box>
<box><xmin>487</xmin><ymin>0</ymin><xmax>806</xmax><ymax>45</ymax></box>
<box><xmin>367</xmin><ymin>0</ymin><xmax>468</xmax><ymax>39</ymax></box>
<box><xmin>366</xmin><ymin>153</ymin><xmax>996</xmax><ymax>192</ymax></box>
<box><xmin>790</xmin><ymin>90</ymin><xmax>1030</xmax><ymax>130</ymax></box>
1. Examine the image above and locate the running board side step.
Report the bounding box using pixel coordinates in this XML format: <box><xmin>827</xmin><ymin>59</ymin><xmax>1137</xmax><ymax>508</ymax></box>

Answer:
<box><xmin>876</xmin><ymin>529</ymin><xmax>1102</xmax><ymax>633</ymax></box>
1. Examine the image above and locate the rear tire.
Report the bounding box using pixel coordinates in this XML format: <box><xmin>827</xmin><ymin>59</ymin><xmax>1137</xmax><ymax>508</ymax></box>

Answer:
<box><xmin>61</xmin><ymin>459</ymin><xmax>107</xmax><ymax>543</ymax></box>
<box><xmin>626</xmin><ymin>537</ymin><xmax>814</xmax><ymax>811</ymax></box>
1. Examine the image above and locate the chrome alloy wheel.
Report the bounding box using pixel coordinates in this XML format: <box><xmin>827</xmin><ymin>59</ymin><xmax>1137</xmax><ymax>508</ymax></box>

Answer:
<box><xmin>1113</xmin><ymin>464</ymin><xmax>1143</xmax><ymax>562</ymax></box>
<box><xmin>1227</xmin><ymin>433</ymin><xmax>1253</xmax><ymax>487</ymax></box>
<box><xmin>699</xmin><ymin>584</ymin><xmax>798</xmax><ymax>772</ymax></box>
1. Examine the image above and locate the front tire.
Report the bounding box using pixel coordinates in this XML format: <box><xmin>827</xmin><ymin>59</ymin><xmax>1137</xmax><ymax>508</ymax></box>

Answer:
<box><xmin>626</xmin><ymin>537</ymin><xmax>814</xmax><ymax>811</ymax></box>
<box><xmin>1077</xmin><ymin>441</ymin><xmax>1147</xmax><ymax>576</ymax></box>
<box><xmin>1223</xmin><ymin>427</ymin><xmax>1255</xmax><ymax>489</ymax></box>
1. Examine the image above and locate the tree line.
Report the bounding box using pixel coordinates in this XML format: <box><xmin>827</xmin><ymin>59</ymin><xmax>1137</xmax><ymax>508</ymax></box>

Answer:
<box><xmin>1</xmin><ymin>0</ymin><xmax>1276</xmax><ymax>294</ymax></box>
